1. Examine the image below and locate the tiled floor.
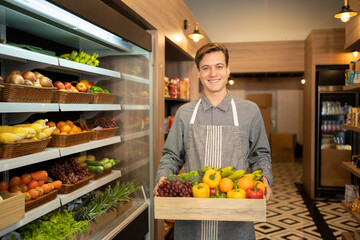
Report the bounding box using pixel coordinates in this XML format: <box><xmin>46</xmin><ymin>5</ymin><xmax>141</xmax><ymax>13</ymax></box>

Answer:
<box><xmin>255</xmin><ymin>160</ymin><xmax>360</xmax><ymax>240</ymax></box>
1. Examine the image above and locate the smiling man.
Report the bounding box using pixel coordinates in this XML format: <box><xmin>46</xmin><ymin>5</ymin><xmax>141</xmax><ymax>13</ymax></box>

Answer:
<box><xmin>154</xmin><ymin>43</ymin><xmax>273</xmax><ymax>240</ymax></box>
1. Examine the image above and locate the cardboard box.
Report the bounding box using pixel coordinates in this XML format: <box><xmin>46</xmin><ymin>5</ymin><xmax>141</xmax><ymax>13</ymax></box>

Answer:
<box><xmin>321</xmin><ymin>149</ymin><xmax>351</xmax><ymax>187</ymax></box>
<box><xmin>270</xmin><ymin>132</ymin><xmax>297</xmax><ymax>149</ymax></box>
<box><xmin>0</xmin><ymin>193</ymin><xmax>25</xmax><ymax>230</ymax></box>
<box><xmin>154</xmin><ymin>197</ymin><xmax>266</xmax><ymax>222</ymax></box>
<box><xmin>247</xmin><ymin>94</ymin><xmax>272</xmax><ymax>108</ymax></box>
<box><xmin>271</xmin><ymin>147</ymin><xmax>295</xmax><ymax>161</ymax></box>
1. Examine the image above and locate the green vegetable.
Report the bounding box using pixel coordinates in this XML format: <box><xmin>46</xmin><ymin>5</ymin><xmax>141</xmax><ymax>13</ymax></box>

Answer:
<box><xmin>167</xmin><ymin>174</ymin><xmax>184</xmax><ymax>182</ymax></box>
<box><xmin>19</xmin><ymin>210</ymin><xmax>88</xmax><ymax>240</ymax></box>
<box><xmin>103</xmin><ymin>89</ymin><xmax>110</xmax><ymax>94</ymax></box>
<box><xmin>188</xmin><ymin>174</ymin><xmax>202</xmax><ymax>184</ymax></box>
<box><xmin>90</xmin><ymin>86</ymin><xmax>103</xmax><ymax>93</ymax></box>
<box><xmin>103</xmin><ymin>162</ymin><xmax>113</xmax><ymax>170</ymax></box>
<box><xmin>87</xmin><ymin>165</ymin><xmax>103</xmax><ymax>173</ymax></box>
<box><xmin>73</xmin><ymin>180</ymin><xmax>140</xmax><ymax>222</ymax></box>
<box><xmin>85</xmin><ymin>160</ymin><xmax>104</xmax><ymax>166</ymax></box>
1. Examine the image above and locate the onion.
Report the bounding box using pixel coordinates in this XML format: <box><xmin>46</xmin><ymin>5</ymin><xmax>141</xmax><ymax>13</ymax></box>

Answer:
<box><xmin>39</xmin><ymin>76</ymin><xmax>53</xmax><ymax>87</ymax></box>
<box><xmin>22</xmin><ymin>71</ymin><xmax>36</xmax><ymax>82</ymax></box>
<box><xmin>24</xmin><ymin>80</ymin><xmax>34</xmax><ymax>86</ymax></box>
<box><xmin>0</xmin><ymin>75</ymin><xmax>3</xmax><ymax>84</ymax></box>
<box><xmin>34</xmin><ymin>71</ymin><xmax>43</xmax><ymax>80</ymax></box>
<box><xmin>33</xmin><ymin>79</ymin><xmax>42</xmax><ymax>88</ymax></box>
<box><xmin>5</xmin><ymin>74</ymin><xmax>24</xmax><ymax>85</ymax></box>
<box><xmin>9</xmin><ymin>70</ymin><xmax>21</xmax><ymax>76</ymax></box>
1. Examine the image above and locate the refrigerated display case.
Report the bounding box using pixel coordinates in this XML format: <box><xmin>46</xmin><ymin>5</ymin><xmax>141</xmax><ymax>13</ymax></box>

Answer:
<box><xmin>315</xmin><ymin>65</ymin><xmax>358</xmax><ymax>198</ymax></box>
<box><xmin>0</xmin><ymin>0</ymin><xmax>153</xmax><ymax>239</ymax></box>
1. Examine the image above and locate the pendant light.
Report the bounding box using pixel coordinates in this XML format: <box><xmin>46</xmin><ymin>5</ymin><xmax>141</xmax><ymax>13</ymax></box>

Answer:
<box><xmin>184</xmin><ymin>20</ymin><xmax>204</xmax><ymax>43</ymax></box>
<box><xmin>334</xmin><ymin>0</ymin><xmax>358</xmax><ymax>22</ymax></box>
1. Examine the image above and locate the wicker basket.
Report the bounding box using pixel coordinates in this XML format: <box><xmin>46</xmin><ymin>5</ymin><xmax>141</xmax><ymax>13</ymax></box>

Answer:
<box><xmin>48</xmin><ymin>119</ymin><xmax>92</xmax><ymax>147</ymax></box>
<box><xmin>25</xmin><ymin>189</ymin><xmax>59</xmax><ymax>211</ymax></box>
<box><xmin>0</xmin><ymin>83</ymin><xmax>56</xmax><ymax>103</ymax></box>
<box><xmin>51</xmin><ymin>90</ymin><xmax>93</xmax><ymax>104</ymax></box>
<box><xmin>0</xmin><ymin>137</ymin><xmax>52</xmax><ymax>159</ymax></box>
<box><xmin>91</xmin><ymin>168</ymin><xmax>112</xmax><ymax>180</ymax></box>
<box><xmin>91</xmin><ymin>127</ymin><xmax>118</xmax><ymax>140</ymax></box>
<box><xmin>90</xmin><ymin>92</ymin><xmax>116</xmax><ymax>104</ymax></box>
<box><xmin>59</xmin><ymin>175</ymin><xmax>93</xmax><ymax>194</ymax></box>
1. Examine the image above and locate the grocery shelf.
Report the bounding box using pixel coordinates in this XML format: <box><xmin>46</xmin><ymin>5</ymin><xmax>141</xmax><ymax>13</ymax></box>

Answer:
<box><xmin>0</xmin><ymin>102</ymin><xmax>59</xmax><ymax>113</ymax></box>
<box><xmin>0</xmin><ymin>43</ymin><xmax>58</xmax><ymax>65</ymax></box>
<box><xmin>56</xmin><ymin>136</ymin><xmax>121</xmax><ymax>157</ymax></box>
<box><xmin>341</xmin><ymin>200</ymin><xmax>360</xmax><ymax>223</ymax></box>
<box><xmin>122</xmin><ymin>130</ymin><xmax>149</xmax><ymax>142</ymax></box>
<box><xmin>343</xmin><ymin>83</ymin><xmax>360</xmax><ymax>91</ymax></box>
<box><xmin>59</xmin><ymin>170</ymin><xmax>122</xmax><ymax>205</ymax></box>
<box><xmin>122</xmin><ymin>158</ymin><xmax>149</xmax><ymax>173</ymax></box>
<box><xmin>89</xmin><ymin>201</ymin><xmax>148</xmax><ymax>240</ymax></box>
<box><xmin>0</xmin><ymin>148</ymin><xmax>60</xmax><ymax>172</ymax></box>
<box><xmin>342</xmin><ymin>162</ymin><xmax>360</xmax><ymax>179</ymax></box>
<box><xmin>59</xmin><ymin>103</ymin><xmax>121</xmax><ymax>112</ymax></box>
<box><xmin>121</xmin><ymin>105</ymin><xmax>150</xmax><ymax>110</ymax></box>
<box><xmin>121</xmin><ymin>73</ymin><xmax>150</xmax><ymax>85</ymax></box>
<box><xmin>56</xmin><ymin>59</ymin><xmax>120</xmax><ymax>78</ymax></box>
<box><xmin>0</xmin><ymin>196</ymin><xmax>61</xmax><ymax>237</ymax></box>
<box><xmin>343</xmin><ymin>124</ymin><xmax>360</xmax><ymax>133</ymax></box>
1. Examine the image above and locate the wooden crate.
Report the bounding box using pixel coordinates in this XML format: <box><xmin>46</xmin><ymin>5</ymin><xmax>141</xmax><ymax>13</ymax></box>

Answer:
<box><xmin>0</xmin><ymin>193</ymin><xmax>25</xmax><ymax>230</ymax></box>
<box><xmin>154</xmin><ymin>197</ymin><xmax>266</xmax><ymax>222</ymax></box>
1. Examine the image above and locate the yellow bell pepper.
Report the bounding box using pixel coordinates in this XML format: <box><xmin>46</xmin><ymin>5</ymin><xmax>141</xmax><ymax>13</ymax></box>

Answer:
<box><xmin>192</xmin><ymin>183</ymin><xmax>210</xmax><ymax>198</ymax></box>
<box><xmin>202</xmin><ymin>168</ymin><xmax>221</xmax><ymax>188</ymax></box>
<box><xmin>227</xmin><ymin>183</ymin><xmax>246</xmax><ymax>199</ymax></box>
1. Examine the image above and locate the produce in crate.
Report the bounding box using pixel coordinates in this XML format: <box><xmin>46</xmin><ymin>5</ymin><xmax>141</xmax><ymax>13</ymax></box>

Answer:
<box><xmin>47</xmin><ymin>158</ymin><xmax>91</xmax><ymax>184</ymax></box>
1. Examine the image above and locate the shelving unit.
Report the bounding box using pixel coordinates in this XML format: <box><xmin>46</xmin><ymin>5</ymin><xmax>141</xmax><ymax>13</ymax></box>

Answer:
<box><xmin>0</xmin><ymin>1</ymin><xmax>152</xmax><ymax>239</ymax></box>
<box><xmin>344</xmin><ymin>83</ymin><xmax>360</xmax><ymax>91</ymax></box>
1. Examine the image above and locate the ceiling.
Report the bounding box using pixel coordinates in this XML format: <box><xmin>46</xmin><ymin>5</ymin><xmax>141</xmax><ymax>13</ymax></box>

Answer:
<box><xmin>183</xmin><ymin>0</ymin><xmax>346</xmax><ymax>43</ymax></box>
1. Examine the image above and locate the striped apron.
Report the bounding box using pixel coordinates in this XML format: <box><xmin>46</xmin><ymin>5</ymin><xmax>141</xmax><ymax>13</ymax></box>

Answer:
<box><xmin>174</xmin><ymin>98</ymin><xmax>255</xmax><ymax>240</ymax></box>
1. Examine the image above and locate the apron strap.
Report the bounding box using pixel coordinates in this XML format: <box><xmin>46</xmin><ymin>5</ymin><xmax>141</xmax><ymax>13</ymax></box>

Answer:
<box><xmin>191</xmin><ymin>98</ymin><xmax>239</xmax><ymax>126</ymax></box>
<box><xmin>190</xmin><ymin>99</ymin><xmax>202</xmax><ymax>124</ymax></box>
<box><xmin>231</xmin><ymin>98</ymin><xmax>239</xmax><ymax>126</ymax></box>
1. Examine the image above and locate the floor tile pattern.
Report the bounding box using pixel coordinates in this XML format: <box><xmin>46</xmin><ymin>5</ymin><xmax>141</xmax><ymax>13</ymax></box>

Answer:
<box><xmin>255</xmin><ymin>160</ymin><xmax>360</xmax><ymax>240</ymax></box>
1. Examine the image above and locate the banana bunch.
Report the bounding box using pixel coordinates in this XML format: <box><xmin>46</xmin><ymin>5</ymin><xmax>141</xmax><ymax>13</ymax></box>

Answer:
<box><xmin>59</xmin><ymin>50</ymin><xmax>99</xmax><ymax>67</ymax></box>
<box><xmin>243</xmin><ymin>170</ymin><xmax>263</xmax><ymax>181</ymax></box>
<box><xmin>0</xmin><ymin>119</ymin><xmax>50</xmax><ymax>143</ymax></box>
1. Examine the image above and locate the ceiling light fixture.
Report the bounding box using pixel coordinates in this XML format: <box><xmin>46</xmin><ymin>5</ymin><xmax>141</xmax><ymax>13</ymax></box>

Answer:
<box><xmin>184</xmin><ymin>20</ymin><xmax>204</xmax><ymax>43</ymax></box>
<box><xmin>334</xmin><ymin>0</ymin><xmax>358</xmax><ymax>22</ymax></box>
<box><xmin>228</xmin><ymin>75</ymin><xmax>234</xmax><ymax>85</ymax></box>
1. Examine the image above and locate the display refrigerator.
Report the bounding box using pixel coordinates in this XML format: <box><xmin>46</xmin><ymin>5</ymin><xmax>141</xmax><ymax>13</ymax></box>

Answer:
<box><xmin>315</xmin><ymin>65</ymin><xmax>358</xmax><ymax>198</ymax></box>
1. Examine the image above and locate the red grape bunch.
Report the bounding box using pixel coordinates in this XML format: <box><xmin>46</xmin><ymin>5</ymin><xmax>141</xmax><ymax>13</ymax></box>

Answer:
<box><xmin>99</xmin><ymin>117</ymin><xmax>117</xmax><ymax>128</ymax></box>
<box><xmin>157</xmin><ymin>179</ymin><xmax>193</xmax><ymax>197</ymax></box>
<box><xmin>48</xmin><ymin>158</ymin><xmax>90</xmax><ymax>184</ymax></box>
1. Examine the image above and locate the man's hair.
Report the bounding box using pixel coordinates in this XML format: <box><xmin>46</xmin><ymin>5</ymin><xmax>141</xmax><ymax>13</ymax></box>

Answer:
<box><xmin>195</xmin><ymin>43</ymin><xmax>229</xmax><ymax>70</ymax></box>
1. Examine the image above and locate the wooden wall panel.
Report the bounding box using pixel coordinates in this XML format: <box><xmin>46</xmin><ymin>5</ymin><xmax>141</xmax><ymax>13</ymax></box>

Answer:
<box><xmin>225</xmin><ymin>41</ymin><xmax>305</xmax><ymax>73</ymax></box>
<box><xmin>120</xmin><ymin>0</ymin><xmax>211</xmax><ymax>58</ymax></box>
<box><xmin>303</xmin><ymin>28</ymin><xmax>353</xmax><ymax>199</ymax></box>
<box><xmin>345</xmin><ymin>0</ymin><xmax>360</xmax><ymax>50</ymax></box>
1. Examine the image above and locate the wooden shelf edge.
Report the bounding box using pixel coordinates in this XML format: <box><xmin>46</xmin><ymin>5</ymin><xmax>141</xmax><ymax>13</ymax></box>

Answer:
<box><xmin>343</xmin><ymin>124</ymin><xmax>360</xmax><ymax>133</ymax></box>
<box><xmin>342</xmin><ymin>162</ymin><xmax>360</xmax><ymax>179</ymax></box>
<box><xmin>341</xmin><ymin>200</ymin><xmax>360</xmax><ymax>223</ymax></box>
<box><xmin>343</xmin><ymin>83</ymin><xmax>360</xmax><ymax>91</ymax></box>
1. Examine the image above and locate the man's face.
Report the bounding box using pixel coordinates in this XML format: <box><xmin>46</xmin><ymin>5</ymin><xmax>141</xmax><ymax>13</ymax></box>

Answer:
<box><xmin>198</xmin><ymin>51</ymin><xmax>230</xmax><ymax>95</ymax></box>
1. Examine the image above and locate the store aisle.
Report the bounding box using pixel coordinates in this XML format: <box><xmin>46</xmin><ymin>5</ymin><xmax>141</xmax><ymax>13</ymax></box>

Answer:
<box><xmin>255</xmin><ymin>160</ymin><xmax>360</xmax><ymax>240</ymax></box>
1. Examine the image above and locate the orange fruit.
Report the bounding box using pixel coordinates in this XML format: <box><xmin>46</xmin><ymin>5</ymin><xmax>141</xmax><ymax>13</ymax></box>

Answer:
<box><xmin>42</xmin><ymin>184</ymin><xmax>51</xmax><ymax>194</ymax></box>
<box><xmin>218</xmin><ymin>177</ymin><xmax>234</xmax><ymax>193</ymax></box>
<box><xmin>9</xmin><ymin>176</ymin><xmax>21</xmax><ymax>186</ymax></box>
<box><xmin>29</xmin><ymin>189</ymin><xmax>39</xmax><ymax>199</ymax></box>
<box><xmin>65</xmin><ymin>120</ymin><xmax>74</xmax><ymax>126</ymax></box>
<box><xmin>47</xmin><ymin>121</ymin><xmax>56</xmax><ymax>127</ymax></box>
<box><xmin>237</xmin><ymin>176</ymin><xmax>254</xmax><ymax>191</ymax></box>
<box><xmin>77</xmin><ymin>126</ymin><xmax>82</xmax><ymax>133</ymax></box>
<box><xmin>60</xmin><ymin>131</ymin><xmax>68</xmax><ymax>135</ymax></box>
<box><xmin>36</xmin><ymin>187</ymin><xmax>44</xmax><ymax>196</ymax></box>
<box><xmin>20</xmin><ymin>184</ymin><xmax>28</xmax><ymax>193</ymax></box>
<box><xmin>9</xmin><ymin>185</ymin><xmax>21</xmax><ymax>193</ymax></box>
<box><xmin>253</xmin><ymin>181</ymin><xmax>265</xmax><ymax>195</ymax></box>
<box><xmin>57</xmin><ymin>121</ymin><xmax>66</xmax><ymax>129</ymax></box>
<box><xmin>0</xmin><ymin>181</ymin><xmax>8</xmax><ymax>191</ymax></box>
<box><xmin>27</xmin><ymin>179</ymin><xmax>39</xmax><ymax>189</ymax></box>
<box><xmin>60</xmin><ymin>124</ymin><xmax>71</xmax><ymax>133</ymax></box>
<box><xmin>21</xmin><ymin>173</ymin><xmax>32</xmax><ymax>185</ymax></box>
<box><xmin>53</xmin><ymin>128</ymin><xmax>60</xmax><ymax>135</ymax></box>
<box><xmin>71</xmin><ymin>125</ymin><xmax>78</xmax><ymax>133</ymax></box>
<box><xmin>24</xmin><ymin>192</ymin><xmax>31</xmax><ymax>201</ymax></box>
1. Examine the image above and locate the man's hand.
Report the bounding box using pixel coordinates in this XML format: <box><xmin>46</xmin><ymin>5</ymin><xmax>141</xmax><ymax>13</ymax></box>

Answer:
<box><xmin>262</xmin><ymin>176</ymin><xmax>273</xmax><ymax>202</ymax></box>
<box><xmin>153</xmin><ymin>176</ymin><xmax>167</xmax><ymax>196</ymax></box>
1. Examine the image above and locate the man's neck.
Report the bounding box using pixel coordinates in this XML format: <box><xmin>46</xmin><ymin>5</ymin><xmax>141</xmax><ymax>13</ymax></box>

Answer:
<box><xmin>204</xmin><ymin>90</ymin><xmax>227</xmax><ymax>107</ymax></box>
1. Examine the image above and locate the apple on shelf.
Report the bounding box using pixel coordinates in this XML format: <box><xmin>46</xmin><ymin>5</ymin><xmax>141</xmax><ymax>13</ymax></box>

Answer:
<box><xmin>76</xmin><ymin>82</ymin><xmax>88</xmax><ymax>92</ymax></box>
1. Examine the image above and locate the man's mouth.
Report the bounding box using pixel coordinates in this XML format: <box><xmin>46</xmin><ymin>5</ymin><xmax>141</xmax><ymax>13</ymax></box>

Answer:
<box><xmin>208</xmin><ymin>79</ymin><xmax>220</xmax><ymax>83</ymax></box>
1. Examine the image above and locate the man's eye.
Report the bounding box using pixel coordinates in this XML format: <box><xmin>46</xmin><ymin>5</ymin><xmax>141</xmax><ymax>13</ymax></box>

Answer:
<box><xmin>202</xmin><ymin>67</ymin><xmax>209</xmax><ymax>71</ymax></box>
<box><xmin>217</xmin><ymin>65</ymin><xmax>223</xmax><ymax>69</ymax></box>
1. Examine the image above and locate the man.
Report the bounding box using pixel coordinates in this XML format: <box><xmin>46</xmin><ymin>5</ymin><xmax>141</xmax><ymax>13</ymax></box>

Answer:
<box><xmin>154</xmin><ymin>43</ymin><xmax>273</xmax><ymax>240</ymax></box>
